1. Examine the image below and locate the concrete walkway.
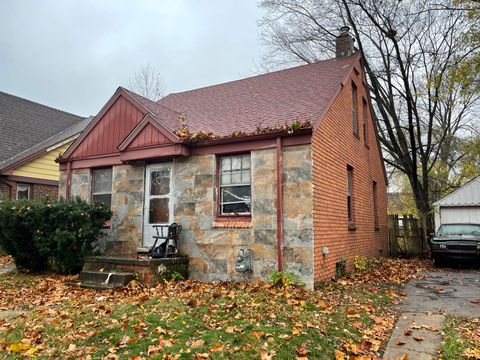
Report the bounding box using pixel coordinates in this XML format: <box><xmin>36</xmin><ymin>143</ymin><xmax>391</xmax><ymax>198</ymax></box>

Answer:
<box><xmin>0</xmin><ymin>263</ymin><xmax>15</xmax><ymax>275</ymax></box>
<box><xmin>383</xmin><ymin>271</ymin><xmax>480</xmax><ymax>360</ymax></box>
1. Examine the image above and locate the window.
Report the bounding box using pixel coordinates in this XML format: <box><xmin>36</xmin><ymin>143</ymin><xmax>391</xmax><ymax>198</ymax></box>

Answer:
<box><xmin>362</xmin><ymin>97</ymin><xmax>368</xmax><ymax>146</ymax></box>
<box><xmin>92</xmin><ymin>168</ymin><xmax>112</xmax><ymax>209</ymax></box>
<box><xmin>352</xmin><ymin>82</ymin><xmax>359</xmax><ymax>136</ymax></box>
<box><xmin>373</xmin><ymin>181</ymin><xmax>379</xmax><ymax>229</ymax></box>
<box><xmin>16</xmin><ymin>184</ymin><xmax>30</xmax><ymax>200</ymax></box>
<box><xmin>219</xmin><ymin>154</ymin><xmax>251</xmax><ymax>215</ymax></box>
<box><xmin>347</xmin><ymin>166</ymin><xmax>354</xmax><ymax>222</ymax></box>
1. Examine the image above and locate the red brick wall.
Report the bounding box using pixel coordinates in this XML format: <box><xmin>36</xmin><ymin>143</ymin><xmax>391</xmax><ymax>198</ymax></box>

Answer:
<box><xmin>0</xmin><ymin>182</ymin><xmax>58</xmax><ymax>200</ymax></box>
<box><xmin>31</xmin><ymin>184</ymin><xmax>58</xmax><ymax>200</ymax></box>
<box><xmin>0</xmin><ymin>183</ymin><xmax>11</xmax><ymax>200</ymax></box>
<box><xmin>312</xmin><ymin>66</ymin><xmax>388</xmax><ymax>285</ymax></box>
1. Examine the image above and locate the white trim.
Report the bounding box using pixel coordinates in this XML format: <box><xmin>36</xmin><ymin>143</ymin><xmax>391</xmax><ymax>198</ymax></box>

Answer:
<box><xmin>143</xmin><ymin>163</ymin><xmax>173</xmax><ymax>247</ymax></box>
<box><xmin>46</xmin><ymin>135</ymin><xmax>78</xmax><ymax>152</ymax></box>
<box><xmin>16</xmin><ymin>183</ymin><xmax>30</xmax><ymax>200</ymax></box>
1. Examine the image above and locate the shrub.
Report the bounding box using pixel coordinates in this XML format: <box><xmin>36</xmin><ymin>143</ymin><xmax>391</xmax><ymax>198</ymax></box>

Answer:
<box><xmin>0</xmin><ymin>198</ymin><xmax>111</xmax><ymax>274</ymax></box>
<box><xmin>269</xmin><ymin>271</ymin><xmax>305</xmax><ymax>287</ymax></box>
<box><xmin>354</xmin><ymin>256</ymin><xmax>380</xmax><ymax>272</ymax></box>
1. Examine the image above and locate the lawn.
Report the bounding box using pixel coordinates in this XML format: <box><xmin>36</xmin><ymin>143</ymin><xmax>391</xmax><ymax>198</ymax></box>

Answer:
<box><xmin>0</xmin><ymin>257</ymin><xmax>429</xmax><ymax>359</ymax></box>
<box><xmin>438</xmin><ymin>316</ymin><xmax>480</xmax><ymax>360</ymax></box>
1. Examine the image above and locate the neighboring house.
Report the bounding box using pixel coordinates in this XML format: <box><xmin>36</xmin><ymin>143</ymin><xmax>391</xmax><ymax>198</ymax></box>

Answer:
<box><xmin>433</xmin><ymin>175</ymin><xmax>480</xmax><ymax>231</ymax></box>
<box><xmin>0</xmin><ymin>91</ymin><xmax>89</xmax><ymax>201</ymax></box>
<box><xmin>59</xmin><ymin>29</ymin><xmax>388</xmax><ymax>288</ymax></box>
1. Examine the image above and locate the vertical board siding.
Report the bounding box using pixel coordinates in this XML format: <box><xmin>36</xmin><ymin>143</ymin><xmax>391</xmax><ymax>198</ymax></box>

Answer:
<box><xmin>311</xmin><ymin>69</ymin><xmax>388</xmax><ymax>284</ymax></box>
<box><xmin>70</xmin><ymin>95</ymin><xmax>145</xmax><ymax>158</ymax></box>
<box><xmin>127</xmin><ymin>123</ymin><xmax>171</xmax><ymax>150</ymax></box>
<box><xmin>12</xmin><ymin>141</ymin><xmax>73</xmax><ymax>181</ymax></box>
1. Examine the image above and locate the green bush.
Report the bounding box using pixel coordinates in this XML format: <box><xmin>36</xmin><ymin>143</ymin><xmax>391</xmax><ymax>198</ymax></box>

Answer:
<box><xmin>269</xmin><ymin>271</ymin><xmax>305</xmax><ymax>287</ymax></box>
<box><xmin>0</xmin><ymin>198</ymin><xmax>111</xmax><ymax>274</ymax></box>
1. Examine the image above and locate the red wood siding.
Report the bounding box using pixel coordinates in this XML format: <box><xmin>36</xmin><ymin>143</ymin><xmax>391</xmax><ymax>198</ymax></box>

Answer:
<box><xmin>312</xmin><ymin>68</ymin><xmax>388</xmax><ymax>285</ymax></box>
<box><xmin>127</xmin><ymin>123</ymin><xmax>172</xmax><ymax>150</ymax></box>
<box><xmin>70</xmin><ymin>95</ymin><xmax>145</xmax><ymax>159</ymax></box>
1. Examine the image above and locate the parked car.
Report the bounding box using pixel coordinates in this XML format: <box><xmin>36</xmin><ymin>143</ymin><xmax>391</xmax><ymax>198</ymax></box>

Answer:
<box><xmin>430</xmin><ymin>223</ymin><xmax>480</xmax><ymax>265</ymax></box>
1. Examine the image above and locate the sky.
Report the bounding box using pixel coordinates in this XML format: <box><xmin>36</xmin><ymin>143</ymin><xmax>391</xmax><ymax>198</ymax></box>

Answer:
<box><xmin>0</xmin><ymin>0</ymin><xmax>266</xmax><ymax>117</ymax></box>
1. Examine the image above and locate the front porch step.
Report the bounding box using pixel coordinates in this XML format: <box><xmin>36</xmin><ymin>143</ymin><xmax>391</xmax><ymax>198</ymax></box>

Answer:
<box><xmin>79</xmin><ymin>270</ymin><xmax>136</xmax><ymax>286</ymax></box>
<box><xmin>68</xmin><ymin>271</ymin><xmax>136</xmax><ymax>290</ymax></box>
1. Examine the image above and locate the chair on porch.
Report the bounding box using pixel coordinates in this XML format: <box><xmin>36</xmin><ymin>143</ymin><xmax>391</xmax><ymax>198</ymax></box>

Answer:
<box><xmin>148</xmin><ymin>223</ymin><xmax>182</xmax><ymax>258</ymax></box>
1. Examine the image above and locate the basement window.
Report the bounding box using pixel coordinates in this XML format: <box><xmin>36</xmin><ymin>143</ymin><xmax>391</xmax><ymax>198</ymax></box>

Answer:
<box><xmin>218</xmin><ymin>154</ymin><xmax>251</xmax><ymax>216</ymax></box>
<box><xmin>16</xmin><ymin>184</ymin><xmax>30</xmax><ymax>200</ymax></box>
<box><xmin>92</xmin><ymin>168</ymin><xmax>112</xmax><ymax>209</ymax></box>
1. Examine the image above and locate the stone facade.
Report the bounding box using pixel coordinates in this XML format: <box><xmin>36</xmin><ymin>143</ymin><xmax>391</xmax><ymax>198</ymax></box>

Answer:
<box><xmin>173</xmin><ymin>145</ymin><xmax>313</xmax><ymax>288</ymax></box>
<box><xmin>108</xmin><ymin>164</ymin><xmax>144</xmax><ymax>254</ymax></box>
<box><xmin>62</xmin><ymin>144</ymin><xmax>314</xmax><ymax>288</ymax></box>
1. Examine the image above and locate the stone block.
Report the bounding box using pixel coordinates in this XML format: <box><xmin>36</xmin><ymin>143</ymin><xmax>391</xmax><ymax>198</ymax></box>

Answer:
<box><xmin>254</xmin><ymin>229</ymin><xmax>276</xmax><ymax>245</ymax></box>
<box><xmin>194</xmin><ymin>174</ymin><xmax>214</xmax><ymax>188</ymax></box>
<box><xmin>252</xmin><ymin>214</ymin><xmax>275</xmax><ymax>230</ymax></box>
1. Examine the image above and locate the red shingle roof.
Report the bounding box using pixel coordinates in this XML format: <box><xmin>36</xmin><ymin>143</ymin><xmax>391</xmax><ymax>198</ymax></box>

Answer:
<box><xmin>153</xmin><ymin>53</ymin><xmax>360</xmax><ymax>137</ymax></box>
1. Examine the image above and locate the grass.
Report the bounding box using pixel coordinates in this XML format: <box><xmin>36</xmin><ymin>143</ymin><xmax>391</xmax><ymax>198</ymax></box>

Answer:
<box><xmin>438</xmin><ymin>316</ymin><xmax>480</xmax><ymax>360</ymax></box>
<box><xmin>0</xmin><ymin>258</ymin><xmax>429</xmax><ymax>359</ymax></box>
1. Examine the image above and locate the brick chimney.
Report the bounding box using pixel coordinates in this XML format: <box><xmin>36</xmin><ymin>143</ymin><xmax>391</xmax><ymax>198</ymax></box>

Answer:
<box><xmin>336</xmin><ymin>26</ymin><xmax>355</xmax><ymax>58</ymax></box>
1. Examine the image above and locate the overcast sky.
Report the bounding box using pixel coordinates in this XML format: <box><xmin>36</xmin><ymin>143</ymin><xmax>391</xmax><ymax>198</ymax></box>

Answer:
<box><xmin>0</xmin><ymin>0</ymin><xmax>265</xmax><ymax>117</ymax></box>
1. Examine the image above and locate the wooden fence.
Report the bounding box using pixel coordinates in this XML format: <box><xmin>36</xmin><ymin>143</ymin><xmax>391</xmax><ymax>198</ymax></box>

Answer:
<box><xmin>388</xmin><ymin>214</ymin><xmax>425</xmax><ymax>257</ymax></box>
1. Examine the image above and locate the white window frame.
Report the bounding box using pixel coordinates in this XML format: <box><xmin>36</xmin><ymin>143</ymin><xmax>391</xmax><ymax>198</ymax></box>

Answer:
<box><xmin>16</xmin><ymin>183</ymin><xmax>30</xmax><ymax>200</ymax></box>
<box><xmin>219</xmin><ymin>154</ymin><xmax>251</xmax><ymax>216</ymax></box>
<box><xmin>92</xmin><ymin>168</ymin><xmax>113</xmax><ymax>209</ymax></box>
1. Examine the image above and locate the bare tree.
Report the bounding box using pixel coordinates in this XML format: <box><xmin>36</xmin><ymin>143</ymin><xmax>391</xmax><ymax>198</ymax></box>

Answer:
<box><xmin>127</xmin><ymin>62</ymin><xmax>165</xmax><ymax>101</ymax></box>
<box><xmin>259</xmin><ymin>0</ymin><xmax>480</xmax><ymax>240</ymax></box>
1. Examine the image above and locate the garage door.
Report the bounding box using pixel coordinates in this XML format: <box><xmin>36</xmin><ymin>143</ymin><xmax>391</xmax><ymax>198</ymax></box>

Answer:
<box><xmin>440</xmin><ymin>206</ymin><xmax>480</xmax><ymax>225</ymax></box>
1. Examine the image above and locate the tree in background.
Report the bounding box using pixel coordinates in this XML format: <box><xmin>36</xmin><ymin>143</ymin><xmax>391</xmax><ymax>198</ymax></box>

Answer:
<box><xmin>259</xmin><ymin>0</ymin><xmax>480</xmax><ymax>239</ymax></box>
<box><xmin>127</xmin><ymin>62</ymin><xmax>165</xmax><ymax>101</ymax></box>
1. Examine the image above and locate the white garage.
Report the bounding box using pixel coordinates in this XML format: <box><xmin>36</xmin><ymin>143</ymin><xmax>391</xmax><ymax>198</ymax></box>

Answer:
<box><xmin>434</xmin><ymin>176</ymin><xmax>480</xmax><ymax>231</ymax></box>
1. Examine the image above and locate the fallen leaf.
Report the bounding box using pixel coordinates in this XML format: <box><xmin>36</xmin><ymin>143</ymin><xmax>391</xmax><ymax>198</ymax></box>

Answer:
<box><xmin>209</xmin><ymin>343</ymin><xmax>224</xmax><ymax>352</ymax></box>
<box><xmin>191</xmin><ymin>340</ymin><xmax>205</xmax><ymax>348</ymax></box>
<box><xmin>413</xmin><ymin>336</ymin><xmax>424</xmax><ymax>342</ymax></box>
<box><xmin>395</xmin><ymin>339</ymin><xmax>406</xmax><ymax>346</ymax></box>
<box><xmin>463</xmin><ymin>347</ymin><xmax>480</xmax><ymax>359</ymax></box>
<box><xmin>403</xmin><ymin>328</ymin><xmax>412</xmax><ymax>336</ymax></box>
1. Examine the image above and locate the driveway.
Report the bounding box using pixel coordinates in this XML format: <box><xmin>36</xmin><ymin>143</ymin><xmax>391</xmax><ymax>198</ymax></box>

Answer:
<box><xmin>399</xmin><ymin>270</ymin><xmax>480</xmax><ymax>317</ymax></box>
<box><xmin>383</xmin><ymin>270</ymin><xmax>480</xmax><ymax>359</ymax></box>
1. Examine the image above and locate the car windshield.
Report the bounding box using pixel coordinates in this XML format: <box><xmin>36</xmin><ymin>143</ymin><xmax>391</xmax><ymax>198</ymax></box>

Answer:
<box><xmin>438</xmin><ymin>224</ymin><xmax>480</xmax><ymax>236</ymax></box>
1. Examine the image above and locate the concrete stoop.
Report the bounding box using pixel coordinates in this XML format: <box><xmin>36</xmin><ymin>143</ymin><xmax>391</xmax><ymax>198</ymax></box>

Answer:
<box><xmin>75</xmin><ymin>270</ymin><xmax>136</xmax><ymax>290</ymax></box>
<box><xmin>69</xmin><ymin>255</ymin><xmax>189</xmax><ymax>290</ymax></box>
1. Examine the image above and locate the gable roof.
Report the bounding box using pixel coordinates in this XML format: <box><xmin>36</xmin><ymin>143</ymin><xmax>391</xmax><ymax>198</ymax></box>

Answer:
<box><xmin>61</xmin><ymin>53</ymin><xmax>361</xmax><ymax>162</ymax></box>
<box><xmin>0</xmin><ymin>91</ymin><xmax>86</xmax><ymax>169</ymax></box>
<box><xmin>434</xmin><ymin>175</ymin><xmax>480</xmax><ymax>207</ymax></box>
<box><xmin>156</xmin><ymin>53</ymin><xmax>360</xmax><ymax>136</ymax></box>
<box><xmin>0</xmin><ymin>116</ymin><xmax>93</xmax><ymax>172</ymax></box>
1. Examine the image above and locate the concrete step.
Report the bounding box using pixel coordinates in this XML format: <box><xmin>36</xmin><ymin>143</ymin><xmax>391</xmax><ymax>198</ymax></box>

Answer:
<box><xmin>79</xmin><ymin>271</ymin><xmax>136</xmax><ymax>287</ymax></box>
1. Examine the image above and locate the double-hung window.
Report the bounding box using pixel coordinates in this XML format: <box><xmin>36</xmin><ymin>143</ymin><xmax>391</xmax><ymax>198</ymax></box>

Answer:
<box><xmin>347</xmin><ymin>166</ymin><xmax>354</xmax><ymax>222</ymax></box>
<box><xmin>352</xmin><ymin>82</ymin><xmax>359</xmax><ymax>136</ymax></box>
<box><xmin>373</xmin><ymin>181</ymin><xmax>379</xmax><ymax>229</ymax></box>
<box><xmin>92</xmin><ymin>168</ymin><xmax>112</xmax><ymax>209</ymax></box>
<box><xmin>219</xmin><ymin>154</ymin><xmax>251</xmax><ymax>215</ymax></box>
<box><xmin>16</xmin><ymin>184</ymin><xmax>30</xmax><ymax>200</ymax></box>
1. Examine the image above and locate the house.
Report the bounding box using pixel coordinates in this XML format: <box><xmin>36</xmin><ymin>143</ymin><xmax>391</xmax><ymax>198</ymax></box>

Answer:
<box><xmin>0</xmin><ymin>91</ymin><xmax>90</xmax><ymax>201</ymax></box>
<box><xmin>433</xmin><ymin>175</ymin><xmax>480</xmax><ymax>231</ymax></box>
<box><xmin>58</xmin><ymin>30</ymin><xmax>388</xmax><ymax>288</ymax></box>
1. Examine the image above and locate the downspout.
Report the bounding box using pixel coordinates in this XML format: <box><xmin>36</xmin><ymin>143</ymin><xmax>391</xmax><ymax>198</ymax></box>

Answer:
<box><xmin>276</xmin><ymin>137</ymin><xmax>283</xmax><ymax>272</ymax></box>
<box><xmin>65</xmin><ymin>161</ymin><xmax>71</xmax><ymax>199</ymax></box>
